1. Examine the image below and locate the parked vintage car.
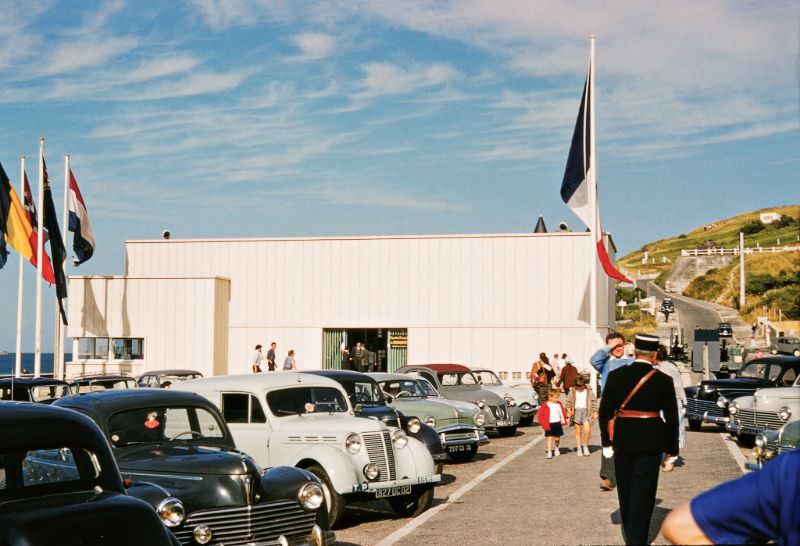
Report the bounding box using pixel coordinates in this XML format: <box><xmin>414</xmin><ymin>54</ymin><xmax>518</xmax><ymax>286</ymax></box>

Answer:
<box><xmin>727</xmin><ymin>374</ymin><xmax>799</xmax><ymax>440</ymax></box>
<box><xmin>397</xmin><ymin>364</ymin><xmax>520</xmax><ymax>436</ymax></box>
<box><xmin>69</xmin><ymin>373</ymin><xmax>138</xmax><ymax>393</ymax></box>
<box><xmin>176</xmin><ymin>373</ymin><xmax>441</xmax><ymax>527</ymax></box>
<box><xmin>303</xmin><ymin>370</ymin><xmax>446</xmax><ymax>466</ymax></box>
<box><xmin>685</xmin><ymin>356</ymin><xmax>800</xmax><ymax>430</ymax></box>
<box><xmin>0</xmin><ymin>402</ymin><xmax>179</xmax><ymax>546</ymax></box>
<box><xmin>54</xmin><ymin>389</ymin><xmax>333</xmax><ymax>546</ymax></box>
<box><xmin>747</xmin><ymin>419</ymin><xmax>800</xmax><ymax>470</ymax></box>
<box><xmin>138</xmin><ymin>369</ymin><xmax>204</xmax><ymax>388</ymax></box>
<box><xmin>369</xmin><ymin>372</ymin><xmax>488</xmax><ymax>462</ymax></box>
<box><xmin>772</xmin><ymin>336</ymin><xmax>800</xmax><ymax>357</ymax></box>
<box><xmin>469</xmin><ymin>367</ymin><xmax>539</xmax><ymax>426</ymax></box>
<box><xmin>0</xmin><ymin>377</ymin><xmax>72</xmax><ymax>403</ymax></box>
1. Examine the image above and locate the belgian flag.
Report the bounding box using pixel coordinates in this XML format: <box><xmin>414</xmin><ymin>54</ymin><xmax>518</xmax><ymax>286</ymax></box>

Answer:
<box><xmin>0</xmin><ymin>162</ymin><xmax>37</xmax><ymax>270</ymax></box>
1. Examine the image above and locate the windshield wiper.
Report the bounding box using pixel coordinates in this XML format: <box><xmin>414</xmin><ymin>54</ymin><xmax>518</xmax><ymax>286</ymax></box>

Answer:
<box><xmin>276</xmin><ymin>409</ymin><xmax>302</xmax><ymax>416</ymax></box>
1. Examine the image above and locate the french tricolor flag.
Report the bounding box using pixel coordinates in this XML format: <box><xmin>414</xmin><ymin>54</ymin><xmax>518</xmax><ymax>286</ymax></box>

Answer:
<box><xmin>67</xmin><ymin>169</ymin><xmax>95</xmax><ymax>265</ymax></box>
<box><xmin>560</xmin><ymin>55</ymin><xmax>632</xmax><ymax>285</ymax></box>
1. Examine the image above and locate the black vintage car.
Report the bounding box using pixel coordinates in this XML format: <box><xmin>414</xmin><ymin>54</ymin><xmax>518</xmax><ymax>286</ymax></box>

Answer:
<box><xmin>69</xmin><ymin>374</ymin><xmax>138</xmax><ymax>394</ymax></box>
<box><xmin>685</xmin><ymin>356</ymin><xmax>800</xmax><ymax>431</ymax></box>
<box><xmin>0</xmin><ymin>402</ymin><xmax>179</xmax><ymax>546</ymax></box>
<box><xmin>54</xmin><ymin>390</ymin><xmax>334</xmax><ymax>546</ymax></box>
<box><xmin>303</xmin><ymin>370</ymin><xmax>447</xmax><ymax>466</ymax></box>
<box><xmin>138</xmin><ymin>369</ymin><xmax>204</xmax><ymax>388</ymax></box>
<box><xmin>0</xmin><ymin>377</ymin><xmax>72</xmax><ymax>403</ymax></box>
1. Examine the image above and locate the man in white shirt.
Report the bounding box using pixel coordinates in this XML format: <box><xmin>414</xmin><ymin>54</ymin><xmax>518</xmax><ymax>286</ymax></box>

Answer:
<box><xmin>250</xmin><ymin>344</ymin><xmax>264</xmax><ymax>373</ymax></box>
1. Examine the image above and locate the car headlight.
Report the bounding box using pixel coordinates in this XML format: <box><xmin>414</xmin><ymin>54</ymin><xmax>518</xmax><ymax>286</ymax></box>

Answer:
<box><xmin>505</xmin><ymin>396</ymin><xmax>517</xmax><ymax>407</ymax></box>
<box><xmin>345</xmin><ymin>432</ymin><xmax>362</xmax><ymax>454</ymax></box>
<box><xmin>392</xmin><ymin>429</ymin><xmax>408</xmax><ymax>449</ymax></box>
<box><xmin>702</xmin><ymin>385</ymin><xmax>715</xmax><ymax>394</ymax></box>
<box><xmin>424</xmin><ymin>416</ymin><xmax>436</xmax><ymax>428</ymax></box>
<box><xmin>778</xmin><ymin>406</ymin><xmax>792</xmax><ymax>421</ymax></box>
<box><xmin>716</xmin><ymin>396</ymin><xmax>728</xmax><ymax>408</ymax></box>
<box><xmin>193</xmin><ymin>524</ymin><xmax>212</xmax><ymax>544</ymax></box>
<box><xmin>474</xmin><ymin>412</ymin><xmax>486</xmax><ymax>427</ymax></box>
<box><xmin>298</xmin><ymin>482</ymin><xmax>324</xmax><ymax>511</ymax></box>
<box><xmin>754</xmin><ymin>434</ymin><xmax>766</xmax><ymax>448</ymax></box>
<box><xmin>363</xmin><ymin>463</ymin><xmax>380</xmax><ymax>481</ymax></box>
<box><xmin>728</xmin><ymin>403</ymin><xmax>738</xmax><ymax>415</ymax></box>
<box><xmin>407</xmin><ymin>417</ymin><xmax>422</xmax><ymax>434</ymax></box>
<box><xmin>157</xmin><ymin>497</ymin><xmax>186</xmax><ymax>528</ymax></box>
<box><xmin>476</xmin><ymin>399</ymin><xmax>486</xmax><ymax>409</ymax></box>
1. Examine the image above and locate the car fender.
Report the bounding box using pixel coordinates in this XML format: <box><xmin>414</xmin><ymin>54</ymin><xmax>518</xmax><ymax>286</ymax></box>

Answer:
<box><xmin>394</xmin><ymin>436</ymin><xmax>436</xmax><ymax>479</ymax></box>
<box><xmin>291</xmin><ymin>445</ymin><xmax>359</xmax><ymax>495</ymax></box>
<box><xmin>125</xmin><ymin>480</ymin><xmax>173</xmax><ymax>511</ymax></box>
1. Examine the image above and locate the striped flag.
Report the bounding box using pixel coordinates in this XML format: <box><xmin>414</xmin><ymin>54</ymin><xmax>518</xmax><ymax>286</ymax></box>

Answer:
<box><xmin>23</xmin><ymin>171</ymin><xmax>56</xmax><ymax>284</ymax></box>
<box><xmin>67</xmin><ymin>169</ymin><xmax>95</xmax><ymax>265</ymax></box>
<box><xmin>560</xmin><ymin>60</ymin><xmax>632</xmax><ymax>285</ymax></box>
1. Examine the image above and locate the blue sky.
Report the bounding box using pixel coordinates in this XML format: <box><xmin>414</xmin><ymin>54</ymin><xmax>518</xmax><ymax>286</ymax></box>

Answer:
<box><xmin>1</xmin><ymin>0</ymin><xmax>798</xmax><ymax>351</ymax></box>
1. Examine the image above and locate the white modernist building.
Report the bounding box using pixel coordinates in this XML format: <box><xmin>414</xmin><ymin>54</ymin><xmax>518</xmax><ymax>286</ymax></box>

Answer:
<box><xmin>67</xmin><ymin>231</ymin><xmax>617</xmax><ymax>382</ymax></box>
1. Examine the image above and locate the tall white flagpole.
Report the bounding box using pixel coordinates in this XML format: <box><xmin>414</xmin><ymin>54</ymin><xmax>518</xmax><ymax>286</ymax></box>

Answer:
<box><xmin>57</xmin><ymin>154</ymin><xmax>70</xmax><ymax>379</ymax></box>
<box><xmin>15</xmin><ymin>156</ymin><xmax>26</xmax><ymax>377</ymax></box>
<box><xmin>34</xmin><ymin>138</ymin><xmax>44</xmax><ymax>377</ymax></box>
<box><xmin>588</xmin><ymin>35</ymin><xmax>599</xmax><ymax>349</ymax></box>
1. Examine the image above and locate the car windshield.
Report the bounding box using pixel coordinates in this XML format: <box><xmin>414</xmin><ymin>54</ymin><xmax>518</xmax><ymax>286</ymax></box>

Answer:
<box><xmin>440</xmin><ymin>372</ymin><xmax>478</xmax><ymax>386</ymax></box>
<box><xmin>266</xmin><ymin>387</ymin><xmax>348</xmax><ymax>417</ymax></box>
<box><xmin>30</xmin><ymin>384</ymin><xmax>72</xmax><ymax>402</ymax></box>
<box><xmin>472</xmin><ymin>371</ymin><xmax>502</xmax><ymax>386</ymax></box>
<box><xmin>379</xmin><ymin>379</ymin><xmax>425</xmax><ymax>399</ymax></box>
<box><xmin>107</xmin><ymin>406</ymin><xmax>225</xmax><ymax>448</ymax></box>
<box><xmin>738</xmin><ymin>362</ymin><xmax>769</xmax><ymax>379</ymax></box>
<box><xmin>76</xmin><ymin>379</ymin><xmax>136</xmax><ymax>393</ymax></box>
<box><xmin>418</xmin><ymin>379</ymin><xmax>441</xmax><ymax>397</ymax></box>
<box><xmin>344</xmin><ymin>381</ymin><xmax>384</xmax><ymax>405</ymax></box>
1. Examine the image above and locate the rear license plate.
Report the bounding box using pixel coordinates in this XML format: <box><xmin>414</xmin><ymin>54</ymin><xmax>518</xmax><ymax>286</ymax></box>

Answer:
<box><xmin>375</xmin><ymin>485</ymin><xmax>412</xmax><ymax>498</ymax></box>
<box><xmin>448</xmin><ymin>444</ymin><xmax>471</xmax><ymax>453</ymax></box>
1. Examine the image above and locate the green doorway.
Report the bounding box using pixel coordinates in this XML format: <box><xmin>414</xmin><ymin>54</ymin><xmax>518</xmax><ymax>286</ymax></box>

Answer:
<box><xmin>322</xmin><ymin>328</ymin><xmax>407</xmax><ymax>372</ymax></box>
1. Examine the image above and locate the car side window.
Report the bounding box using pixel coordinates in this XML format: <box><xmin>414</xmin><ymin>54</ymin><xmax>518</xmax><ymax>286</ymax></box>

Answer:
<box><xmin>767</xmin><ymin>366</ymin><xmax>781</xmax><ymax>382</ymax></box>
<box><xmin>222</xmin><ymin>393</ymin><xmax>249</xmax><ymax>423</ymax></box>
<box><xmin>779</xmin><ymin>367</ymin><xmax>797</xmax><ymax>385</ymax></box>
<box><xmin>22</xmin><ymin>448</ymin><xmax>80</xmax><ymax>486</ymax></box>
<box><xmin>250</xmin><ymin>395</ymin><xmax>266</xmax><ymax>423</ymax></box>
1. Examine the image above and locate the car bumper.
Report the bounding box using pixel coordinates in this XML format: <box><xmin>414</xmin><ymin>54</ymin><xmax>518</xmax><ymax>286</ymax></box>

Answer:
<box><xmin>351</xmin><ymin>474</ymin><xmax>442</xmax><ymax>494</ymax></box>
<box><xmin>438</xmin><ymin>426</ymin><xmax>486</xmax><ymax>447</ymax></box>
<box><xmin>726</xmin><ymin>422</ymin><xmax>762</xmax><ymax>435</ymax></box>
<box><xmin>702</xmin><ymin>411</ymin><xmax>730</xmax><ymax>425</ymax></box>
<box><xmin>517</xmin><ymin>404</ymin><xmax>538</xmax><ymax>416</ymax></box>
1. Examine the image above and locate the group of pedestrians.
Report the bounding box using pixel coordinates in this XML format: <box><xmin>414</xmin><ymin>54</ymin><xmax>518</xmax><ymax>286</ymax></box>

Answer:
<box><xmin>250</xmin><ymin>342</ymin><xmax>296</xmax><ymax>372</ymax></box>
<box><xmin>340</xmin><ymin>342</ymin><xmax>376</xmax><ymax>372</ymax></box>
<box><xmin>529</xmin><ymin>351</ymin><xmax>580</xmax><ymax>401</ymax></box>
<box><xmin>537</xmin><ymin>375</ymin><xmax>598</xmax><ymax>459</ymax></box>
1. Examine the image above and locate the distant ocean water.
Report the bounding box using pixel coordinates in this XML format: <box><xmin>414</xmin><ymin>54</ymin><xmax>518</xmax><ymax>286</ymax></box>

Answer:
<box><xmin>0</xmin><ymin>353</ymin><xmax>70</xmax><ymax>376</ymax></box>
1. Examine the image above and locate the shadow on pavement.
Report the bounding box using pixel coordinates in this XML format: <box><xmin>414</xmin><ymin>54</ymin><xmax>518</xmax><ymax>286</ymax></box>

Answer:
<box><xmin>609</xmin><ymin>498</ymin><xmax>670</xmax><ymax>544</ymax></box>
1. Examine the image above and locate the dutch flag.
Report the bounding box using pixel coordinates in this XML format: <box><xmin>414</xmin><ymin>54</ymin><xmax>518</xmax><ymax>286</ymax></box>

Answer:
<box><xmin>561</xmin><ymin>58</ymin><xmax>632</xmax><ymax>285</ymax></box>
<box><xmin>67</xmin><ymin>170</ymin><xmax>95</xmax><ymax>265</ymax></box>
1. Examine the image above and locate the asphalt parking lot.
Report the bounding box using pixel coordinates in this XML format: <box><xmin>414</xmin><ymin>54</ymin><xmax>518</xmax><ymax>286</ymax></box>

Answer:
<box><xmin>335</xmin><ymin>421</ymin><xmax>745</xmax><ymax>546</ymax></box>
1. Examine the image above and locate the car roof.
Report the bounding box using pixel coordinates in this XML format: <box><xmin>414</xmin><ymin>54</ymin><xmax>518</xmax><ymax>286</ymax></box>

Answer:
<box><xmin>411</xmin><ymin>363</ymin><xmax>472</xmax><ymax>373</ymax></box>
<box><xmin>303</xmin><ymin>369</ymin><xmax>377</xmax><ymax>383</ymax></box>
<box><xmin>0</xmin><ymin>377</ymin><xmax>69</xmax><ymax>386</ymax></box>
<box><xmin>745</xmin><ymin>356</ymin><xmax>800</xmax><ymax>365</ymax></box>
<box><xmin>176</xmin><ymin>372</ymin><xmax>343</xmax><ymax>392</ymax></box>
<box><xmin>71</xmin><ymin>375</ymin><xmax>134</xmax><ymax>383</ymax></box>
<box><xmin>53</xmin><ymin>389</ymin><xmax>216</xmax><ymax>417</ymax></box>
<box><xmin>368</xmin><ymin>372</ymin><xmax>418</xmax><ymax>382</ymax></box>
<box><xmin>139</xmin><ymin>369</ymin><xmax>202</xmax><ymax>377</ymax></box>
<box><xmin>0</xmin><ymin>402</ymin><xmax>108</xmax><ymax>451</ymax></box>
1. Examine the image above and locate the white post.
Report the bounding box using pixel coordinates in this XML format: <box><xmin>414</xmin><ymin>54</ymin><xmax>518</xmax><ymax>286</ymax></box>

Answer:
<box><xmin>588</xmin><ymin>35</ymin><xmax>599</xmax><ymax>347</ymax></box>
<box><xmin>55</xmin><ymin>154</ymin><xmax>70</xmax><ymax>379</ymax></box>
<box><xmin>14</xmin><ymin>156</ymin><xmax>26</xmax><ymax>377</ymax></box>
<box><xmin>34</xmin><ymin>138</ymin><xmax>44</xmax><ymax>377</ymax></box>
<box><xmin>739</xmin><ymin>232</ymin><xmax>745</xmax><ymax>309</ymax></box>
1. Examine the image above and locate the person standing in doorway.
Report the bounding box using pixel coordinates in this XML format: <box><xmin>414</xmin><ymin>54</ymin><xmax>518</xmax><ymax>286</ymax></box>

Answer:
<box><xmin>557</xmin><ymin>358</ymin><xmax>579</xmax><ymax>395</ymax></box>
<box><xmin>341</xmin><ymin>345</ymin><xmax>351</xmax><ymax>370</ymax></box>
<box><xmin>566</xmin><ymin>377</ymin><xmax>598</xmax><ymax>456</ymax></box>
<box><xmin>360</xmin><ymin>345</ymin><xmax>370</xmax><ymax>372</ymax></box>
<box><xmin>353</xmin><ymin>343</ymin><xmax>364</xmax><ymax>372</ymax></box>
<box><xmin>250</xmin><ymin>345</ymin><xmax>264</xmax><ymax>373</ymax></box>
<box><xmin>283</xmin><ymin>349</ymin><xmax>296</xmax><ymax>370</ymax></box>
<box><xmin>599</xmin><ymin>333</ymin><xmax>679</xmax><ymax>545</ymax></box>
<box><xmin>266</xmin><ymin>342</ymin><xmax>277</xmax><ymax>372</ymax></box>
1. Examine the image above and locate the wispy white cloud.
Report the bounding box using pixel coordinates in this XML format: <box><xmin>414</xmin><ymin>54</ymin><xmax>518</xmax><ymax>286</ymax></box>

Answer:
<box><xmin>124</xmin><ymin>55</ymin><xmax>201</xmax><ymax>83</ymax></box>
<box><xmin>354</xmin><ymin>61</ymin><xmax>460</xmax><ymax>99</ymax></box>
<box><xmin>285</xmin><ymin>32</ymin><xmax>335</xmax><ymax>62</ymax></box>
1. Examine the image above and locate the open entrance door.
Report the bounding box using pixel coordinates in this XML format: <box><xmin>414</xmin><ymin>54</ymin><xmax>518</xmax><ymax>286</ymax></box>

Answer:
<box><xmin>322</xmin><ymin>328</ymin><xmax>407</xmax><ymax>372</ymax></box>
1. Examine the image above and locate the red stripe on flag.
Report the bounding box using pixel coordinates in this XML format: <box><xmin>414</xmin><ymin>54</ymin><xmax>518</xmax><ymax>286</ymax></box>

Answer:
<box><xmin>596</xmin><ymin>239</ymin><xmax>632</xmax><ymax>284</ymax></box>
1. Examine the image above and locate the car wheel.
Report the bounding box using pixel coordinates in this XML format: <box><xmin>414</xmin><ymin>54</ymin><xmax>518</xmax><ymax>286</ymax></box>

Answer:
<box><xmin>737</xmin><ymin>434</ymin><xmax>755</xmax><ymax>448</ymax></box>
<box><xmin>688</xmin><ymin>419</ymin><xmax>702</xmax><ymax>431</ymax></box>
<box><xmin>388</xmin><ymin>485</ymin><xmax>434</xmax><ymax>518</ymax></box>
<box><xmin>519</xmin><ymin>416</ymin><xmax>534</xmax><ymax>427</ymax></box>
<box><xmin>497</xmin><ymin>426</ymin><xmax>517</xmax><ymax>437</ymax></box>
<box><xmin>306</xmin><ymin>464</ymin><xmax>345</xmax><ymax>528</ymax></box>
<box><xmin>448</xmin><ymin>444</ymin><xmax>478</xmax><ymax>462</ymax></box>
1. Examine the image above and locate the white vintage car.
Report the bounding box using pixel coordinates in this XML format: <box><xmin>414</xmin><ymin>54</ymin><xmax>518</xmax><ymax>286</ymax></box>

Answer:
<box><xmin>176</xmin><ymin>373</ymin><xmax>441</xmax><ymax>527</ymax></box>
<box><xmin>727</xmin><ymin>374</ymin><xmax>800</xmax><ymax>438</ymax></box>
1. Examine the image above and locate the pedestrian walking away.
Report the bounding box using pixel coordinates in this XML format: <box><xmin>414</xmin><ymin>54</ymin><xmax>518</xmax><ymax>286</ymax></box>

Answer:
<box><xmin>538</xmin><ymin>389</ymin><xmax>567</xmax><ymax>459</ymax></box>
<box><xmin>655</xmin><ymin>345</ymin><xmax>688</xmax><ymax>471</ymax></box>
<box><xmin>266</xmin><ymin>342</ymin><xmax>277</xmax><ymax>372</ymax></box>
<box><xmin>283</xmin><ymin>349</ymin><xmax>296</xmax><ymax>370</ymax></box>
<box><xmin>557</xmin><ymin>358</ymin><xmax>579</xmax><ymax>395</ymax></box>
<box><xmin>566</xmin><ymin>377</ymin><xmax>598</xmax><ymax>457</ymax></box>
<box><xmin>250</xmin><ymin>344</ymin><xmax>264</xmax><ymax>373</ymax></box>
<box><xmin>530</xmin><ymin>353</ymin><xmax>554</xmax><ymax>407</ymax></box>
<box><xmin>599</xmin><ymin>333</ymin><xmax>679</xmax><ymax>546</ymax></box>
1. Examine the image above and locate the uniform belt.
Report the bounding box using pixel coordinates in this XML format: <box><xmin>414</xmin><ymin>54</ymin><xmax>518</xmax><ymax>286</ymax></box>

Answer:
<box><xmin>616</xmin><ymin>410</ymin><xmax>659</xmax><ymax>418</ymax></box>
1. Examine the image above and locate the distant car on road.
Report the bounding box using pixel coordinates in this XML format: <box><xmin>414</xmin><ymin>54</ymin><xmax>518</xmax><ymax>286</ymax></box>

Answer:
<box><xmin>718</xmin><ymin>322</ymin><xmax>733</xmax><ymax>338</ymax></box>
<box><xmin>137</xmin><ymin>369</ymin><xmax>203</xmax><ymax>388</ymax></box>
<box><xmin>772</xmin><ymin>336</ymin><xmax>800</xmax><ymax>357</ymax></box>
<box><xmin>661</xmin><ymin>298</ymin><xmax>675</xmax><ymax>313</ymax></box>
<box><xmin>0</xmin><ymin>377</ymin><xmax>72</xmax><ymax>404</ymax></box>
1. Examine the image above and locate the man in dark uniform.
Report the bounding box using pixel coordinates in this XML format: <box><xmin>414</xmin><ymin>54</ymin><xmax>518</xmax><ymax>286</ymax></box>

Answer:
<box><xmin>599</xmin><ymin>333</ymin><xmax>679</xmax><ymax>545</ymax></box>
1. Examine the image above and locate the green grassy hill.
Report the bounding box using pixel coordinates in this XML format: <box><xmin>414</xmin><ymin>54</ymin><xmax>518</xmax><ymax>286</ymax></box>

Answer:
<box><xmin>618</xmin><ymin>205</ymin><xmax>800</xmax><ymax>277</ymax></box>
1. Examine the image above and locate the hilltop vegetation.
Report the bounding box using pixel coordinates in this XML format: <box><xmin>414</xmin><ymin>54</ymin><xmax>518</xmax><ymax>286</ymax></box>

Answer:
<box><xmin>617</xmin><ymin>205</ymin><xmax>800</xmax><ymax>277</ymax></box>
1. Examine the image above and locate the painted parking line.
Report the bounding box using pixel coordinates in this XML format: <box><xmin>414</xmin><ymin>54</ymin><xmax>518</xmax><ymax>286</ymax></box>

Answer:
<box><xmin>719</xmin><ymin>432</ymin><xmax>748</xmax><ymax>474</ymax></box>
<box><xmin>375</xmin><ymin>433</ymin><xmax>546</xmax><ymax>546</ymax></box>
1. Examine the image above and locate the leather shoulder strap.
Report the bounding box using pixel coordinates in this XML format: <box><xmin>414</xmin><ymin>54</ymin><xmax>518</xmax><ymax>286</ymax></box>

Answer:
<box><xmin>619</xmin><ymin>369</ymin><xmax>657</xmax><ymax>411</ymax></box>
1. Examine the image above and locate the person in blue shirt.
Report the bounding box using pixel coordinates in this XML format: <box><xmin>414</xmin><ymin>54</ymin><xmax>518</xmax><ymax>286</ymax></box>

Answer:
<box><xmin>661</xmin><ymin>449</ymin><xmax>800</xmax><ymax>545</ymax></box>
<box><xmin>590</xmin><ymin>332</ymin><xmax>635</xmax><ymax>491</ymax></box>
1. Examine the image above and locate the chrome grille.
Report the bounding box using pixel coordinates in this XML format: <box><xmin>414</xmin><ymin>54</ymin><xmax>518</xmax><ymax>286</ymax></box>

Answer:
<box><xmin>490</xmin><ymin>404</ymin><xmax>508</xmax><ymax>419</ymax></box>
<box><xmin>736</xmin><ymin>408</ymin><xmax>785</xmax><ymax>431</ymax></box>
<box><xmin>443</xmin><ymin>431</ymin><xmax>476</xmax><ymax>443</ymax></box>
<box><xmin>362</xmin><ymin>431</ymin><xmax>396</xmax><ymax>482</ymax></box>
<box><xmin>686</xmin><ymin>398</ymin><xmax>722</xmax><ymax>417</ymax></box>
<box><xmin>172</xmin><ymin>500</ymin><xmax>315</xmax><ymax>546</ymax></box>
